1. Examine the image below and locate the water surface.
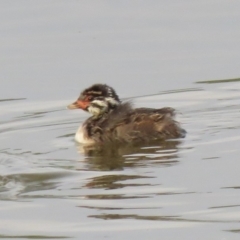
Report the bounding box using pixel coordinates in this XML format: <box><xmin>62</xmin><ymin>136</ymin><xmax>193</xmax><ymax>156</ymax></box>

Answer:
<box><xmin>1</xmin><ymin>79</ymin><xmax>240</xmax><ymax>239</ymax></box>
<box><xmin>1</xmin><ymin>1</ymin><xmax>240</xmax><ymax>239</ymax></box>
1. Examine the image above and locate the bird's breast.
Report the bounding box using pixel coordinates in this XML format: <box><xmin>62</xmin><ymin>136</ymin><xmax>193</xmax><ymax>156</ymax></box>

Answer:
<box><xmin>75</xmin><ymin>125</ymin><xmax>95</xmax><ymax>145</ymax></box>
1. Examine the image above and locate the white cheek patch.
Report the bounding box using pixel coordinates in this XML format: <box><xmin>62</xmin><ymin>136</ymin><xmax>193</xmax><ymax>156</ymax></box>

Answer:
<box><xmin>88</xmin><ymin>100</ymin><xmax>108</xmax><ymax>116</ymax></box>
<box><xmin>88</xmin><ymin>98</ymin><xmax>119</xmax><ymax>116</ymax></box>
<box><xmin>88</xmin><ymin>106</ymin><xmax>101</xmax><ymax>115</ymax></box>
<box><xmin>91</xmin><ymin>100</ymin><xmax>108</xmax><ymax>108</ymax></box>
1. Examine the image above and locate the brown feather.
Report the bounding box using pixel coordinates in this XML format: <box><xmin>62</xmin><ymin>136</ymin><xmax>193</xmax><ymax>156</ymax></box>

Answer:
<box><xmin>69</xmin><ymin>84</ymin><xmax>186</xmax><ymax>145</ymax></box>
<box><xmin>84</xmin><ymin>102</ymin><xmax>185</xmax><ymax>144</ymax></box>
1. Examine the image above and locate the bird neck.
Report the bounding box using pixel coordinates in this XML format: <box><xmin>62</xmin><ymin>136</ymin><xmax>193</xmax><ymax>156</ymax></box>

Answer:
<box><xmin>88</xmin><ymin>97</ymin><xmax>120</xmax><ymax>118</ymax></box>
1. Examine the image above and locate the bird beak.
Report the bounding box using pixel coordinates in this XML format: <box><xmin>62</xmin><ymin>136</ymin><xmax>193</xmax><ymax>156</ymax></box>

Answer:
<box><xmin>67</xmin><ymin>100</ymin><xmax>89</xmax><ymax>110</ymax></box>
<box><xmin>67</xmin><ymin>101</ymin><xmax>79</xmax><ymax>109</ymax></box>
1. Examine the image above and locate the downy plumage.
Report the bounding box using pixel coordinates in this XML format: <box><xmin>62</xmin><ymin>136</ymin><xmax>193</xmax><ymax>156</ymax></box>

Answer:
<box><xmin>68</xmin><ymin>84</ymin><xmax>186</xmax><ymax>145</ymax></box>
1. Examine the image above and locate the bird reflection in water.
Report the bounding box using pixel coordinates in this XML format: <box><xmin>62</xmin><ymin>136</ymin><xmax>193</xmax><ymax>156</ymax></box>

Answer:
<box><xmin>77</xmin><ymin>139</ymin><xmax>181</xmax><ymax>171</ymax></box>
<box><xmin>76</xmin><ymin>140</ymin><xmax>182</xmax><ymax>197</ymax></box>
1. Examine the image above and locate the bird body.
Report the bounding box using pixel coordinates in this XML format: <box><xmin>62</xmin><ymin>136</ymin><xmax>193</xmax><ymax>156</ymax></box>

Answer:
<box><xmin>68</xmin><ymin>84</ymin><xmax>186</xmax><ymax>145</ymax></box>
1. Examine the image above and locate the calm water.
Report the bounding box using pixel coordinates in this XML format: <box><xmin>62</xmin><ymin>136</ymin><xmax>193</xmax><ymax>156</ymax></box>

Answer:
<box><xmin>1</xmin><ymin>1</ymin><xmax>240</xmax><ymax>239</ymax></box>
<box><xmin>1</xmin><ymin>80</ymin><xmax>240</xmax><ymax>239</ymax></box>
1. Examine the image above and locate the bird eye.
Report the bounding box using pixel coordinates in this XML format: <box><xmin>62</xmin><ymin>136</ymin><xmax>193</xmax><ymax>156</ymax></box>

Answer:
<box><xmin>86</xmin><ymin>95</ymin><xmax>93</xmax><ymax>101</ymax></box>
